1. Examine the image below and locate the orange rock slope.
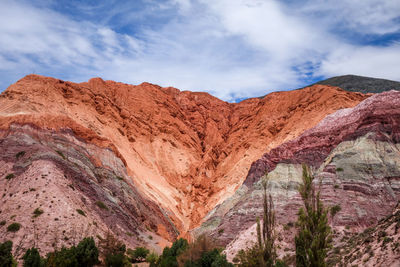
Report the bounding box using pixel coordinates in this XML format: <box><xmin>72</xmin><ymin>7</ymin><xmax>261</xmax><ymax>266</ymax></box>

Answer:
<box><xmin>0</xmin><ymin>74</ymin><xmax>368</xmax><ymax>235</ymax></box>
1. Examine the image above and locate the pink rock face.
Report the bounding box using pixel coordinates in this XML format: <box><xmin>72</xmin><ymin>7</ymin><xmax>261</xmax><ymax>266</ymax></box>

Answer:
<box><xmin>0</xmin><ymin>74</ymin><xmax>366</xmax><ymax>239</ymax></box>
<box><xmin>0</xmin><ymin>125</ymin><xmax>177</xmax><ymax>257</ymax></box>
<box><xmin>245</xmin><ymin>90</ymin><xmax>400</xmax><ymax>186</ymax></box>
<box><xmin>196</xmin><ymin>91</ymin><xmax>400</xmax><ymax>263</ymax></box>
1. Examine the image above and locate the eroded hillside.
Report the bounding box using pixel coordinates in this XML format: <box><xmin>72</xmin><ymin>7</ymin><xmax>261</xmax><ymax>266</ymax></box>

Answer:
<box><xmin>0</xmin><ymin>75</ymin><xmax>368</xmax><ymax>255</ymax></box>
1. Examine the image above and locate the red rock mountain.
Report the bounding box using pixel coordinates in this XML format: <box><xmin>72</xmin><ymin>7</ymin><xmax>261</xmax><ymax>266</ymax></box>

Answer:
<box><xmin>0</xmin><ymin>75</ymin><xmax>367</xmax><ymax>255</ymax></box>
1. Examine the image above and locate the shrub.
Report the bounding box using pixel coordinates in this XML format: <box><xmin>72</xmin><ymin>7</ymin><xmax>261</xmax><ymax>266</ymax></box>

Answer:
<box><xmin>95</xmin><ymin>201</ymin><xmax>108</xmax><ymax>210</ymax></box>
<box><xmin>105</xmin><ymin>253</ymin><xmax>129</xmax><ymax>267</ymax></box>
<box><xmin>56</xmin><ymin>150</ymin><xmax>66</xmax><ymax>160</ymax></box>
<box><xmin>0</xmin><ymin>220</ymin><xmax>6</xmax><ymax>226</ymax></box>
<box><xmin>330</xmin><ymin>204</ymin><xmax>342</xmax><ymax>218</ymax></box>
<box><xmin>0</xmin><ymin>241</ymin><xmax>16</xmax><ymax>267</ymax></box>
<box><xmin>295</xmin><ymin>164</ymin><xmax>332</xmax><ymax>267</ymax></box>
<box><xmin>98</xmin><ymin>231</ymin><xmax>129</xmax><ymax>266</ymax></box>
<box><xmin>7</xmin><ymin>223</ymin><xmax>21</xmax><ymax>232</ymax></box>
<box><xmin>23</xmin><ymin>247</ymin><xmax>44</xmax><ymax>267</ymax></box>
<box><xmin>127</xmin><ymin>247</ymin><xmax>149</xmax><ymax>263</ymax></box>
<box><xmin>5</xmin><ymin>174</ymin><xmax>15</xmax><ymax>180</ymax></box>
<box><xmin>334</xmin><ymin>184</ymin><xmax>340</xmax><ymax>189</ymax></box>
<box><xmin>146</xmin><ymin>251</ymin><xmax>159</xmax><ymax>266</ymax></box>
<box><xmin>336</xmin><ymin>167</ymin><xmax>344</xmax><ymax>172</ymax></box>
<box><xmin>75</xmin><ymin>237</ymin><xmax>100</xmax><ymax>267</ymax></box>
<box><xmin>45</xmin><ymin>246</ymin><xmax>78</xmax><ymax>267</ymax></box>
<box><xmin>33</xmin><ymin>208</ymin><xmax>44</xmax><ymax>218</ymax></box>
<box><xmin>45</xmin><ymin>237</ymin><xmax>99</xmax><ymax>267</ymax></box>
<box><xmin>76</xmin><ymin>209</ymin><xmax>86</xmax><ymax>217</ymax></box>
<box><xmin>16</xmin><ymin>151</ymin><xmax>26</xmax><ymax>159</ymax></box>
<box><xmin>158</xmin><ymin>238</ymin><xmax>188</xmax><ymax>267</ymax></box>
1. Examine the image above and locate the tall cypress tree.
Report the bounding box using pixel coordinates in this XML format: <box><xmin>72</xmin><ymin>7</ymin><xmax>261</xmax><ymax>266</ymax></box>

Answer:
<box><xmin>295</xmin><ymin>164</ymin><xmax>332</xmax><ymax>267</ymax></box>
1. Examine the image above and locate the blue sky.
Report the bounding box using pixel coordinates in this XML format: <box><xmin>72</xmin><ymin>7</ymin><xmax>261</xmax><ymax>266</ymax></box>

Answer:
<box><xmin>0</xmin><ymin>0</ymin><xmax>399</xmax><ymax>101</ymax></box>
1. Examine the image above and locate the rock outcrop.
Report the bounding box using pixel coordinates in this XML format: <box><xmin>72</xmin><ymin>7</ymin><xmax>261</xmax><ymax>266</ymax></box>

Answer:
<box><xmin>196</xmin><ymin>91</ymin><xmax>400</xmax><ymax>262</ymax></box>
<box><xmin>0</xmin><ymin>74</ymin><xmax>367</xmax><ymax>243</ymax></box>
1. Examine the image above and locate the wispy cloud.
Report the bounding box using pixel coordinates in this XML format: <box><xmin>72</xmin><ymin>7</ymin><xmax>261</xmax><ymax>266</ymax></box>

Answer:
<box><xmin>0</xmin><ymin>0</ymin><xmax>399</xmax><ymax>101</ymax></box>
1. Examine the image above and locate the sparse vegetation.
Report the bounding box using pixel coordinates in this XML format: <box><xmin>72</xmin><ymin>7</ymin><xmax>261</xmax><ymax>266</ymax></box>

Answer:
<box><xmin>76</xmin><ymin>209</ymin><xmax>86</xmax><ymax>217</ymax></box>
<box><xmin>235</xmin><ymin>172</ymin><xmax>287</xmax><ymax>267</ymax></box>
<box><xmin>33</xmin><ymin>208</ymin><xmax>44</xmax><ymax>218</ymax></box>
<box><xmin>336</xmin><ymin>167</ymin><xmax>344</xmax><ymax>172</ymax></box>
<box><xmin>56</xmin><ymin>150</ymin><xmax>66</xmax><ymax>160</ymax></box>
<box><xmin>7</xmin><ymin>222</ymin><xmax>21</xmax><ymax>232</ymax></box>
<box><xmin>330</xmin><ymin>204</ymin><xmax>342</xmax><ymax>218</ymax></box>
<box><xmin>0</xmin><ymin>220</ymin><xmax>6</xmax><ymax>226</ymax></box>
<box><xmin>127</xmin><ymin>247</ymin><xmax>149</xmax><ymax>263</ymax></box>
<box><xmin>95</xmin><ymin>201</ymin><xmax>108</xmax><ymax>210</ymax></box>
<box><xmin>5</xmin><ymin>173</ymin><xmax>15</xmax><ymax>180</ymax></box>
<box><xmin>295</xmin><ymin>164</ymin><xmax>332</xmax><ymax>267</ymax></box>
<box><xmin>16</xmin><ymin>151</ymin><xmax>26</xmax><ymax>159</ymax></box>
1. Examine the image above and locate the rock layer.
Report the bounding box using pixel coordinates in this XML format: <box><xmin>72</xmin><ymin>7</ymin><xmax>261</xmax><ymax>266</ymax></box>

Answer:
<box><xmin>196</xmin><ymin>91</ymin><xmax>400</xmax><ymax>261</ymax></box>
<box><xmin>0</xmin><ymin>74</ymin><xmax>367</xmax><ymax>239</ymax></box>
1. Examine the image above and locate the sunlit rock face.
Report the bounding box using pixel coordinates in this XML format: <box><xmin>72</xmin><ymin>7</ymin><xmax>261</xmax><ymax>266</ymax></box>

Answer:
<box><xmin>196</xmin><ymin>91</ymin><xmax>400</xmax><ymax>261</ymax></box>
<box><xmin>0</xmin><ymin>74</ymin><xmax>366</xmax><ymax>250</ymax></box>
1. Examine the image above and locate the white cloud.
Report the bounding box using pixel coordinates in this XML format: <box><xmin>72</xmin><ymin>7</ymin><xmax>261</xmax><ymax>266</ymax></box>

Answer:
<box><xmin>0</xmin><ymin>0</ymin><xmax>399</xmax><ymax>101</ymax></box>
<box><xmin>318</xmin><ymin>44</ymin><xmax>400</xmax><ymax>80</ymax></box>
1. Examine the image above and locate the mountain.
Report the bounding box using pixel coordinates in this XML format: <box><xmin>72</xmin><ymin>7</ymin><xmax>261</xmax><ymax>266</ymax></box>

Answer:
<box><xmin>0</xmin><ymin>74</ymin><xmax>367</xmax><ymax>258</ymax></box>
<box><xmin>316</xmin><ymin>74</ymin><xmax>400</xmax><ymax>94</ymax></box>
<box><xmin>196</xmin><ymin>90</ymin><xmax>400</xmax><ymax>262</ymax></box>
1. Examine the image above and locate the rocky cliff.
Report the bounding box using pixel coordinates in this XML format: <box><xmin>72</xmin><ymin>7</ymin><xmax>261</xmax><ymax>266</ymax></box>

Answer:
<box><xmin>0</xmin><ymin>74</ymin><xmax>367</xmax><ymax>256</ymax></box>
<box><xmin>196</xmin><ymin>90</ymin><xmax>400</xmax><ymax>262</ymax></box>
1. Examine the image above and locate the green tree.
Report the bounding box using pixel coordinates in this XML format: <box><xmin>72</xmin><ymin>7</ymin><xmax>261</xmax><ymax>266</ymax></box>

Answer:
<box><xmin>76</xmin><ymin>237</ymin><xmax>99</xmax><ymax>267</ymax></box>
<box><xmin>127</xmin><ymin>247</ymin><xmax>149</xmax><ymax>263</ymax></box>
<box><xmin>295</xmin><ymin>164</ymin><xmax>332</xmax><ymax>267</ymax></box>
<box><xmin>45</xmin><ymin>247</ymin><xmax>79</xmax><ymax>267</ymax></box>
<box><xmin>0</xmin><ymin>241</ymin><xmax>16</xmax><ymax>267</ymax></box>
<box><xmin>98</xmin><ymin>232</ymin><xmax>129</xmax><ymax>267</ymax></box>
<box><xmin>146</xmin><ymin>251</ymin><xmax>159</xmax><ymax>267</ymax></box>
<box><xmin>23</xmin><ymin>248</ymin><xmax>44</xmax><ymax>267</ymax></box>
<box><xmin>158</xmin><ymin>238</ymin><xmax>188</xmax><ymax>267</ymax></box>
<box><xmin>235</xmin><ymin>173</ymin><xmax>285</xmax><ymax>267</ymax></box>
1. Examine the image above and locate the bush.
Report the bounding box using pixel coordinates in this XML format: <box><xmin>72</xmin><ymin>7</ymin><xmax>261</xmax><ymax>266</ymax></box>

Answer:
<box><xmin>128</xmin><ymin>247</ymin><xmax>149</xmax><ymax>263</ymax></box>
<box><xmin>23</xmin><ymin>247</ymin><xmax>44</xmax><ymax>267</ymax></box>
<box><xmin>56</xmin><ymin>150</ymin><xmax>66</xmax><ymax>160</ymax></box>
<box><xmin>0</xmin><ymin>220</ymin><xmax>6</xmax><ymax>226</ymax></box>
<box><xmin>45</xmin><ymin>237</ymin><xmax>99</xmax><ymax>267</ymax></box>
<box><xmin>0</xmin><ymin>241</ymin><xmax>16</xmax><ymax>267</ymax></box>
<box><xmin>146</xmin><ymin>251</ymin><xmax>159</xmax><ymax>266</ymax></box>
<box><xmin>7</xmin><ymin>223</ymin><xmax>21</xmax><ymax>232</ymax></box>
<box><xmin>105</xmin><ymin>253</ymin><xmax>129</xmax><ymax>267</ymax></box>
<box><xmin>330</xmin><ymin>204</ymin><xmax>341</xmax><ymax>218</ymax></box>
<box><xmin>95</xmin><ymin>201</ymin><xmax>108</xmax><ymax>210</ymax></box>
<box><xmin>33</xmin><ymin>208</ymin><xmax>44</xmax><ymax>218</ymax></box>
<box><xmin>98</xmin><ymin>232</ymin><xmax>129</xmax><ymax>266</ymax></box>
<box><xmin>76</xmin><ymin>209</ymin><xmax>86</xmax><ymax>217</ymax></box>
<box><xmin>336</xmin><ymin>167</ymin><xmax>344</xmax><ymax>172</ymax></box>
<box><xmin>158</xmin><ymin>238</ymin><xmax>188</xmax><ymax>267</ymax></box>
<box><xmin>46</xmin><ymin>246</ymin><xmax>78</xmax><ymax>267</ymax></box>
<box><xmin>5</xmin><ymin>174</ymin><xmax>15</xmax><ymax>180</ymax></box>
<box><xmin>16</xmin><ymin>151</ymin><xmax>26</xmax><ymax>159</ymax></box>
<box><xmin>76</xmin><ymin>237</ymin><xmax>99</xmax><ymax>267</ymax></box>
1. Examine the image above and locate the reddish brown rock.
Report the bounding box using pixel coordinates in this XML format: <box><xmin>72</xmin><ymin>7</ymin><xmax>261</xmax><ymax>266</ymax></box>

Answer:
<box><xmin>0</xmin><ymin>74</ymin><xmax>367</xmax><ymax>248</ymax></box>
<box><xmin>196</xmin><ymin>91</ymin><xmax>400</xmax><ymax>263</ymax></box>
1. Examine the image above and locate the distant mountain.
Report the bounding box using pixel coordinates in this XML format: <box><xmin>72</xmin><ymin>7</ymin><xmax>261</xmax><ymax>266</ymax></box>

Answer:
<box><xmin>316</xmin><ymin>74</ymin><xmax>400</xmax><ymax>94</ymax></box>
